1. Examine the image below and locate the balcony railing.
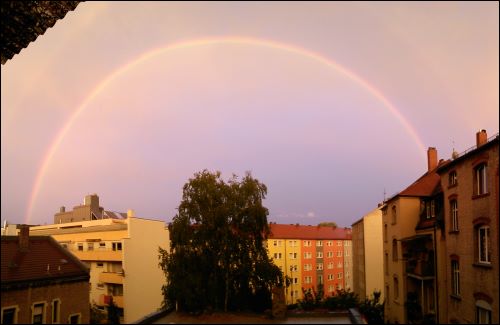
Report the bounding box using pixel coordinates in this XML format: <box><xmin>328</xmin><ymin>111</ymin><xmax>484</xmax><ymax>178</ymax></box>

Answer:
<box><xmin>99</xmin><ymin>272</ymin><xmax>124</xmax><ymax>284</ymax></box>
<box><xmin>69</xmin><ymin>249</ymin><xmax>122</xmax><ymax>262</ymax></box>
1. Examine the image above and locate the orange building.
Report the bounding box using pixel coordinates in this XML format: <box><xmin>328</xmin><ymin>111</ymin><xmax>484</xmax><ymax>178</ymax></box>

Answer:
<box><xmin>267</xmin><ymin>223</ymin><xmax>352</xmax><ymax>304</ymax></box>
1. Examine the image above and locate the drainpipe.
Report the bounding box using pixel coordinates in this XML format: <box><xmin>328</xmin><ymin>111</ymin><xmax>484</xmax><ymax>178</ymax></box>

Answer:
<box><xmin>433</xmin><ymin>223</ymin><xmax>439</xmax><ymax>324</ymax></box>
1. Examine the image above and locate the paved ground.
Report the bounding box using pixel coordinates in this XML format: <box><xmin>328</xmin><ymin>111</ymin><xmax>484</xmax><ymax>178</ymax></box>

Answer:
<box><xmin>152</xmin><ymin>311</ymin><xmax>352</xmax><ymax>324</ymax></box>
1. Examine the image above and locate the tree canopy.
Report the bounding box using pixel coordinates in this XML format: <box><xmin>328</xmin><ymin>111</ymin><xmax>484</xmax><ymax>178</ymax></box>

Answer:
<box><xmin>159</xmin><ymin>170</ymin><xmax>284</xmax><ymax>312</ymax></box>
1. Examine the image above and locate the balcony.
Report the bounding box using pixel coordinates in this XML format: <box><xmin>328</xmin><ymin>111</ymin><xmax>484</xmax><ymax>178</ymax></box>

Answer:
<box><xmin>406</xmin><ymin>259</ymin><xmax>435</xmax><ymax>279</ymax></box>
<box><xmin>99</xmin><ymin>294</ymin><xmax>124</xmax><ymax>308</ymax></box>
<box><xmin>99</xmin><ymin>272</ymin><xmax>124</xmax><ymax>284</ymax></box>
<box><xmin>70</xmin><ymin>249</ymin><xmax>122</xmax><ymax>262</ymax></box>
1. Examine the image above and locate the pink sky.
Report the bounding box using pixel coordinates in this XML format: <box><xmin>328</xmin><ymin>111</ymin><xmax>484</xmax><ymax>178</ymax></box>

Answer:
<box><xmin>1</xmin><ymin>2</ymin><xmax>498</xmax><ymax>227</ymax></box>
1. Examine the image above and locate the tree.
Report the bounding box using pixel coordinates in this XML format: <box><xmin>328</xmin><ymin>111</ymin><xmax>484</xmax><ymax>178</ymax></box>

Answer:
<box><xmin>317</xmin><ymin>222</ymin><xmax>337</xmax><ymax>228</ymax></box>
<box><xmin>159</xmin><ymin>170</ymin><xmax>284</xmax><ymax>313</ymax></box>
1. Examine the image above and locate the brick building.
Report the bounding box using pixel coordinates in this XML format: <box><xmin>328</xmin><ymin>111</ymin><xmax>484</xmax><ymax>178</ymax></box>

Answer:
<box><xmin>1</xmin><ymin>226</ymin><xmax>90</xmax><ymax>324</ymax></box>
<box><xmin>437</xmin><ymin>130</ymin><xmax>499</xmax><ymax>324</ymax></box>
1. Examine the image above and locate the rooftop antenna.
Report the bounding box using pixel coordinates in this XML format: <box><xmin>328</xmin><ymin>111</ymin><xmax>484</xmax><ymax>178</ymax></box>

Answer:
<box><xmin>451</xmin><ymin>139</ymin><xmax>459</xmax><ymax>159</ymax></box>
<box><xmin>383</xmin><ymin>188</ymin><xmax>386</xmax><ymax>202</ymax></box>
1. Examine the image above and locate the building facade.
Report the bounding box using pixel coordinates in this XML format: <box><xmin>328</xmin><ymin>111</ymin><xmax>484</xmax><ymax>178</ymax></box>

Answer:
<box><xmin>437</xmin><ymin>130</ymin><xmax>499</xmax><ymax>324</ymax></box>
<box><xmin>267</xmin><ymin>223</ymin><xmax>352</xmax><ymax>305</ymax></box>
<box><xmin>352</xmin><ymin>206</ymin><xmax>384</xmax><ymax>302</ymax></box>
<box><xmin>1</xmin><ymin>226</ymin><xmax>90</xmax><ymax>324</ymax></box>
<box><xmin>30</xmin><ymin>204</ymin><xmax>170</xmax><ymax>323</ymax></box>
<box><xmin>383</xmin><ymin>147</ymin><xmax>448</xmax><ymax>324</ymax></box>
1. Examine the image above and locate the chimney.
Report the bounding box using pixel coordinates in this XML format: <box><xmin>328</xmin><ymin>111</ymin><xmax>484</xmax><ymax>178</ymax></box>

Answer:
<box><xmin>476</xmin><ymin>129</ymin><xmax>487</xmax><ymax>147</ymax></box>
<box><xmin>127</xmin><ymin>209</ymin><xmax>135</xmax><ymax>218</ymax></box>
<box><xmin>427</xmin><ymin>147</ymin><xmax>438</xmax><ymax>172</ymax></box>
<box><xmin>18</xmin><ymin>225</ymin><xmax>30</xmax><ymax>251</ymax></box>
<box><xmin>60</xmin><ymin>206</ymin><xmax>65</xmax><ymax>213</ymax></box>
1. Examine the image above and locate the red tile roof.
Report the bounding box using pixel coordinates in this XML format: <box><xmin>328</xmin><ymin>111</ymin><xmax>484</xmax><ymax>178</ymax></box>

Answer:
<box><xmin>269</xmin><ymin>223</ymin><xmax>351</xmax><ymax>240</ymax></box>
<box><xmin>1</xmin><ymin>235</ymin><xmax>89</xmax><ymax>286</ymax></box>
<box><xmin>398</xmin><ymin>171</ymin><xmax>441</xmax><ymax>197</ymax></box>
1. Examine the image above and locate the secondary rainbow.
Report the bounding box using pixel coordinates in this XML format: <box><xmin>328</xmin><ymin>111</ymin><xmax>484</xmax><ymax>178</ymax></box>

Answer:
<box><xmin>25</xmin><ymin>36</ymin><xmax>427</xmax><ymax>223</ymax></box>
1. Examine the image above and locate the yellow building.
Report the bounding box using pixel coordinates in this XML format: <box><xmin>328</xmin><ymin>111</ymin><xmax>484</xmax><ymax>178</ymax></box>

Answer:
<box><xmin>383</xmin><ymin>148</ymin><xmax>447</xmax><ymax>324</ymax></box>
<box><xmin>352</xmin><ymin>206</ymin><xmax>384</xmax><ymax>301</ymax></box>
<box><xmin>267</xmin><ymin>236</ymin><xmax>302</xmax><ymax>304</ymax></box>
<box><xmin>30</xmin><ymin>207</ymin><xmax>169</xmax><ymax>323</ymax></box>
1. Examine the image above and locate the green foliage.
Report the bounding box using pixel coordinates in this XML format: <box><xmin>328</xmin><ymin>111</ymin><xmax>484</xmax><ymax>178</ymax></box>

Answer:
<box><xmin>297</xmin><ymin>288</ymin><xmax>316</xmax><ymax>310</ymax></box>
<box><xmin>359</xmin><ymin>290</ymin><xmax>384</xmax><ymax>324</ymax></box>
<box><xmin>89</xmin><ymin>303</ymin><xmax>106</xmax><ymax>324</ymax></box>
<box><xmin>323</xmin><ymin>288</ymin><xmax>359</xmax><ymax>310</ymax></box>
<box><xmin>158</xmin><ymin>170</ymin><xmax>284</xmax><ymax>313</ymax></box>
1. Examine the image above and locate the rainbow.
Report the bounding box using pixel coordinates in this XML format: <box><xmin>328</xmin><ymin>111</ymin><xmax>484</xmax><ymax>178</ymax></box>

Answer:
<box><xmin>25</xmin><ymin>36</ymin><xmax>427</xmax><ymax>223</ymax></box>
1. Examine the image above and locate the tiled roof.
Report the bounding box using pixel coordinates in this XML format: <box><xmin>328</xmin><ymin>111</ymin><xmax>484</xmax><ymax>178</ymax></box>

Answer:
<box><xmin>1</xmin><ymin>235</ymin><xmax>89</xmax><ymax>286</ymax></box>
<box><xmin>1</xmin><ymin>1</ymin><xmax>82</xmax><ymax>64</ymax></box>
<box><xmin>398</xmin><ymin>170</ymin><xmax>442</xmax><ymax>197</ymax></box>
<box><xmin>269</xmin><ymin>223</ymin><xmax>351</xmax><ymax>240</ymax></box>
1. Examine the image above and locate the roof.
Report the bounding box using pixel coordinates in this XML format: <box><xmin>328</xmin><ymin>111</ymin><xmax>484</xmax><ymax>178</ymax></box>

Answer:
<box><xmin>1</xmin><ymin>235</ymin><xmax>89</xmax><ymax>288</ymax></box>
<box><xmin>269</xmin><ymin>223</ymin><xmax>351</xmax><ymax>240</ymax></box>
<box><xmin>437</xmin><ymin>133</ymin><xmax>499</xmax><ymax>173</ymax></box>
<box><xmin>1</xmin><ymin>1</ymin><xmax>82</xmax><ymax>64</ymax></box>
<box><xmin>103</xmin><ymin>210</ymin><xmax>127</xmax><ymax>219</ymax></box>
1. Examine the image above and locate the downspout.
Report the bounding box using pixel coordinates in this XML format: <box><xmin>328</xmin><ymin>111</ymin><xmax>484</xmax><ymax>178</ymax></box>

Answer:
<box><xmin>433</xmin><ymin>222</ymin><xmax>439</xmax><ymax>324</ymax></box>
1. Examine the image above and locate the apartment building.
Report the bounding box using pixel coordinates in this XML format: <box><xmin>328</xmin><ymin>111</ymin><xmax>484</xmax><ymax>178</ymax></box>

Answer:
<box><xmin>267</xmin><ymin>223</ymin><xmax>352</xmax><ymax>305</ymax></box>
<box><xmin>29</xmin><ymin>196</ymin><xmax>170</xmax><ymax>324</ymax></box>
<box><xmin>1</xmin><ymin>226</ymin><xmax>90</xmax><ymax>324</ymax></box>
<box><xmin>352</xmin><ymin>206</ymin><xmax>384</xmax><ymax>302</ymax></box>
<box><xmin>437</xmin><ymin>130</ymin><xmax>499</xmax><ymax>324</ymax></box>
<box><xmin>383</xmin><ymin>147</ymin><xmax>448</xmax><ymax>324</ymax></box>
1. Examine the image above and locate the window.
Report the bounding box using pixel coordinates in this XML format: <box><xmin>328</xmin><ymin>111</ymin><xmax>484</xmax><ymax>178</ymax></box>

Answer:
<box><xmin>344</xmin><ymin>250</ymin><xmax>349</xmax><ymax>257</ymax></box>
<box><xmin>394</xmin><ymin>277</ymin><xmax>399</xmax><ymax>301</ymax></box>
<box><xmin>289</xmin><ymin>252</ymin><xmax>297</xmax><ymax>259</ymax></box>
<box><xmin>327</xmin><ymin>251</ymin><xmax>333</xmax><ymax>258</ymax></box>
<box><xmin>451</xmin><ymin>259</ymin><xmax>460</xmax><ymax>296</ymax></box>
<box><xmin>99</xmin><ymin>242</ymin><xmax>106</xmax><ymax>249</ymax></box>
<box><xmin>97</xmin><ymin>283</ymin><xmax>105</xmax><ymax>289</ymax></box>
<box><xmin>69</xmin><ymin>314</ymin><xmax>81</xmax><ymax>324</ymax></box>
<box><xmin>317</xmin><ymin>252</ymin><xmax>323</xmax><ymax>258</ymax></box>
<box><xmin>337</xmin><ymin>251</ymin><xmax>342</xmax><ymax>257</ymax></box>
<box><xmin>385</xmin><ymin>253</ymin><xmax>389</xmax><ymax>275</ymax></box>
<box><xmin>52</xmin><ymin>299</ymin><xmax>60</xmax><ymax>323</ymax></box>
<box><xmin>318</xmin><ymin>275</ymin><xmax>323</xmax><ymax>284</ymax></box>
<box><xmin>476</xmin><ymin>300</ymin><xmax>492</xmax><ymax>324</ymax></box>
<box><xmin>88</xmin><ymin>242</ymin><xmax>94</xmax><ymax>251</ymax></box>
<box><xmin>337</xmin><ymin>241</ymin><xmax>342</xmax><ymax>246</ymax></box>
<box><xmin>304</xmin><ymin>252</ymin><xmax>312</xmax><ymax>259</ymax></box>
<box><xmin>304</xmin><ymin>240</ymin><xmax>311</xmax><ymax>247</ymax></box>
<box><xmin>317</xmin><ymin>263</ymin><xmax>323</xmax><ymax>270</ymax></box>
<box><xmin>327</xmin><ymin>241</ymin><xmax>332</xmax><ymax>246</ymax></box>
<box><xmin>317</xmin><ymin>240</ymin><xmax>323</xmax><ymax>247</ymax></box>
<box><xmin>392</xmin><ymin>239</ymin><xmax>398</xmax><ymax>261</ymax></box>
<box><xmin>338</xmin><ymin>272</ymin><xmax>343</xmax><ymax>279</ymax></box>
<box><xmin>450</xmin><ymin>200</ymin><xmax>459</xmax><ymax>231</ymax></box>
<box><xmin>112</xmin><ymin>242</ymin><xmax>122</xmax><ymax>251</ymax></box>
<box><xmin>273</xmin><ymin>240</ymin><xmax>277</xmax><ymax>246</ymax></box>
<box><xmin>478</xmin><ymin>226</ymin><xmax>491</xmax><ymax>264</ymax></box>
<box><xmin>305</xmin><ymin>276</ymin><xmax>312</xmax><ymax>284</ymax></box>
<box><xmin>449</xmin><ymin>171</ymin><xmax>457</xmax><ymax>186</ymax></box>
<box><xmin>1</xmin><ymin>307</ymin><xmax>17</xmax><ymax>324</ymax></box>
<box><xmin>328</xmin><ymin>285</ymin><xmax>334</xmax><ymax>293</ymax></box>
<box><xmin>97</xmin><ymin>262</ymin><xmax>104</xmax><ymax>268</ymax></box>
<box><xmin>77</xmin><ymin>243</ymin><xmax>83</xmax><ymax>251</ymax></box>
<box><xmin>384</xmin><ymin>224</ymin><xmax>388</xmax><ymax>242</ymax></box>
<box><xmin>327</xmin><ymin>262</ymin><xmax>333</xmax><ymax>269</ymax></box>
<box><xmin>32</xmin><ymin>303</ymin><xmax>45</xmax><ymax>324</ymax></box>
<box><xmin>392</xmin><ymin>206</ymin><xmax>397</xmax><ymax>224</ymax></box>
<box><xmin>304</xmin><ymin>264</ymin><xmax>312</xmax><ymax>271</ymax></box>
<box><xmin>385</xmin><ymin>285</ymin><xmax>390</xmax><ymax>305</ymax></box>
<box><xmin>328</xmin><ymin>274</ymin><xmax>334</xmax><ymax>280</ymax></box>
<box><xmin>337</xmin><ymin>262</ymin><xmax>343</xmax><ymax>268</ymax></box>
<box><xmin>475</xmin><ymin>164</ymin><xmax>488</xmax><ymax>195</ymax></box>
<box><xmin>426</xmin><ymin>201</ymin><xmax>435</xmax><ymax>219</ymax></box>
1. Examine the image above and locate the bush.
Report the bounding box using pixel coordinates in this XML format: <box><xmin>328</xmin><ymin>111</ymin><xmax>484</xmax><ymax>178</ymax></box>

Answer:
<box><xmin>359</xmin><ymin>290</ymin><xmax>384</xmax><ymax>324</ymax></box>
<box><xmin>324</xmin><ymin>289</ymin><xmax>358</xmax><ymax>310</ymax></box>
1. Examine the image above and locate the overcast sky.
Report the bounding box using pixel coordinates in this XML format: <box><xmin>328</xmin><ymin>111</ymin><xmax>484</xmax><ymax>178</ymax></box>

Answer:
<box><xmin>1</xmin><ymin>1</ymin><xmax>498</xmax><ymax>227</ymax></box>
